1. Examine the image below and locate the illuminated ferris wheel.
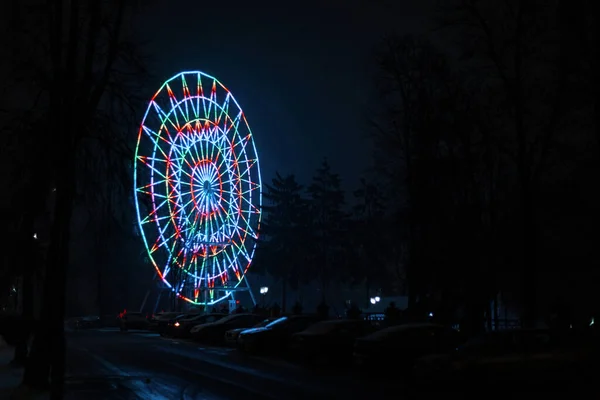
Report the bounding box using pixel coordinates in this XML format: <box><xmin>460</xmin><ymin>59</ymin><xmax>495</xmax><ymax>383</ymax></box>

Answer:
<box><xmin>134</xmin><ymin>71</ymin><xmax>262</xmax><ymax>306</ymax></box>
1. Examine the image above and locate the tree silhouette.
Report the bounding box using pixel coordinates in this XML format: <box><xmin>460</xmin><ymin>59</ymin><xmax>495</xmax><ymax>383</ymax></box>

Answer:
<box><xmin>351</xmin><ymin>178</ymin><xmax>387</xmax><ymax>303</ymax></box>
<box><xmin>1</xmin><ymin>0</ymin><xmax>148</xmax><ymax>395</ymax></box>
<box><xmin>370</xmin><ymin>32</ymin><xmax>510</xmax><ymax>332</ymax></box>
<box><xmin>255</xmin><ymin>173</ymin><xmax>308</xmax><ymax>312</ymax></box>
<box><xmin>439</xmin><ymin>0</ymin><xmax>588</xmax><ymax>326</ymax></box>
<box><xmin>306</xmin><ymin>159</ymin><xmax>347</xmax><ymax>300</ymax></box>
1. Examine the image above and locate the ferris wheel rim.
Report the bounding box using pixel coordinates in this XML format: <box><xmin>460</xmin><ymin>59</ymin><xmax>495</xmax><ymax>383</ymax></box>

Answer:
<box><xmin>133</xmin><ymin>71</ymin><xmax>262</xmax><ymax>305</ymax></box>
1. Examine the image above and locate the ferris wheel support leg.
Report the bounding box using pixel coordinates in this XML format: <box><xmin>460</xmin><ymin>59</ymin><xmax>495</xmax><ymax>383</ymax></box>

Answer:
<box><xmin>153</xmin><ymin>290</ymin><xmax>163</xmax><ymax>314</ymax></box>
<box><xmin>244</xmin><ymin>275</ymin><xmax>257</xmax><ymax>306</ymax></box>
<box><xmin>139</xmin><ymin>290</ymin><xmax>151</xmax><ymax>313</ymax></box>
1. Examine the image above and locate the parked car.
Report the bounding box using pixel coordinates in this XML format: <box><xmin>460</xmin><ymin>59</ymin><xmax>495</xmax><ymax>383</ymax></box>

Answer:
<box><xmin>290</xmin><ymin>319</ymin><xmax>378</xmax><ymax>364</ymax></box>
<box><xmin>160</xmin><ymin>313</ymin><xmax>194</xmax><ymax>336</ymax></box>
<box><xmin>118</xmin><ymin>312</ymin><xmax>150</xmax><ymax>331</ymax></box>
<box><xmin>237</xmin><ymin>315</ymin><xmax>321</xmax><ymax>355</ymax></box>
<box><xmin>190</xmin><ymin>313</ymin><xmax>263</xmax><ymax>344</ymax></box>
<box><xmin>165</xmin><ymin>313</ymin><xmax>226</xmax><ymax>338</ymax></box>
<box><xmin>224</xmin><ymin>317</ymin><xmax>276</xmax><ymax>347</ymax></box>
<box><xmin>414</xmin><ymin>329</ymin><xmax>600</xmax><ymax>391</ymax></box>
<box><xmin>148</xmin><ymin>312</ymin><xmax>182</xmax><ymax>333</ymax></box>
<box><xmin>353</xmin><ymin>323</ymin><xmax>461</xmax><ymax>375</ymax></box>
<box><xmin>75</xmin><ymin>315</ymin><xmax>101</xmax><ymax>329</ymax></box>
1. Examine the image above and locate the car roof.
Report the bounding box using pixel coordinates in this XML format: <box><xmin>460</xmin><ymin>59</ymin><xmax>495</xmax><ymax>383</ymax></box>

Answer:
<box><xmin>366</xmin><ymin>323</ymin><xmax>446</xmax><ymax>337</ymax></box>
<box><xmin>319</xmin><ymin>319</ymin><xmax>364</xmax><ymax>325</ymax></box>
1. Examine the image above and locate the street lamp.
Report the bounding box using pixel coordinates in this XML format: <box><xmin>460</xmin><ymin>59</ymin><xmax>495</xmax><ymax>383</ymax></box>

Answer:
<box><xmin>260</xmin><ymin>286</ymin><xmax>268</xmax><ymax>308</ymax></box>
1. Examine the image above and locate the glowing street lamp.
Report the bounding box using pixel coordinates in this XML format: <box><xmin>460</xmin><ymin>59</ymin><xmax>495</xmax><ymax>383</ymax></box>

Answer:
<box><xmin>259</xmin><ymin>286</ymin><xmax>268</xmax><ymax>308</ymax></box>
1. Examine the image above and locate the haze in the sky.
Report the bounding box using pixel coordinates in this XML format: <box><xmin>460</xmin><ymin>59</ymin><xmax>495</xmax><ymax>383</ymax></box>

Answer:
<box><xmin>138</xmin><ymin>0</ymin><xmax>437</xmax><ymax>190</ymax></box>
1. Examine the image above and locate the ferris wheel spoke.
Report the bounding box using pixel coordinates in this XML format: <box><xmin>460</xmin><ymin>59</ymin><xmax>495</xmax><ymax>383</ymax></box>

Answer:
<box><xmin>137</xmin><ymin>178</ymin><xmax>168</xmax><ymax>191</ymax></box>
<box><xmin>234</xmin><ymin>222</ymin><xmax>258</xmax><ymax>241</ymax></box>
<box><xmin>209</xmin><ymin>141</ymin><xmax>222</xmax><ymax>168</ymax></box>
<box><xmin>231</xmin><ymin>240</ymin><xmax>252</xmax><ymax>263</ymax></box>
<box><xmin>180</xmin><ymin>74</ymin><xmax>192</xmax><ymax>120</ymax></box>
<box><xmin>166</xmin><ymin>84</ymin><xmax>189</xmax><ymax>129</ymax></box>
<box><xmin>231</xmin><ymin>133</ymin><xmax>252</xmax><ymax>155</ymax></box>
<box><xmin>165</xmin><ymin>84</ymin><xmax>182</xmax><ymax>129</ymax></box>
<box><xmin>150</xmin><ymin>227</ymin><xmax>178</xmax><ymax>254</ymax></box>
<box><xmin>215</xmin><ymin>150</ymin><xmax>231</xmax><ymax>173</ymax></box>
<box><xmin>142</xmin><ymin>125</ymin><xmax>174</xmax><ymax>154</ymax></box>
<box><xmin>140</xmin><ymin>212</ymin><xmax>173</xmax><ymax>226</ymax></box>
<box><xmin>219</xmin><ymin>195</ymin><xmax>240</xmax><ymax>215</ymax></box>
<box><xmin>205</xmin><ymin>80</ymin><xmax>217</xmax><ymax>120</ymax></box>
<box><xmin>140</xmin><ymin>159</ymin><xmax>169</xmax><ymax>182</ymax></box>
<box><xmin>136</xmin><ymin>188</ymin><xmax>169</xmax><ymax>199</ymax></box>
<box><xmin>217</xmin><ymin>201</ymin><xmax>234</xmax><ymax>227</ymax></box>
<box><xmin>221</xmin><ymin>111</ymin><xmax>243</xmax><ymax>139</ymax></box>
<box><xmin>151</xmin><ymin>101</ymin><xmax>181</xmax><ymax>132</ymax></box>
<box><xmin>142</xmin><ymin>197</ymin><xmax>171</xmax><ymax>221</ymax></box>
<box><xmin>160</xmin><ymin>125</ymin><xmax>182</xmax><ymax>154</ymax></box>
<box><xmin>216</xmin><ymin>92</ymin><xmax>231</xmax><ymax>125</ymax></box>
<box><xmin>220</xmin><ymin>246</ymin><xmax>238</xmax><ymax>280</ymax></box>
<box><xmin>170</xmin><ymin>164</ymin><xmax>195</xmax><ymax>184</ymax></box>
<box><xmin>239</xmin><ymin>194</ymin><xmax>261</xmax><ymax>215</ymax></box>
<box><xmin>238</xmin><ymin>179</ymin><xmax>260</xmax><ymax>194</ymax></box>
<box><xmin>177</xmin><ymin>214</ymin><xmax>198</xmax><ymax>242</ymax></box>
<box><xmin>195</xmin><ymin>76</ymin><xmax>203</xmax><ymax>119</ymax></box>
<box><xmin>236</xmin><ymin>160</ymin><xmax>259</xmax><ymax>180</ymax></box>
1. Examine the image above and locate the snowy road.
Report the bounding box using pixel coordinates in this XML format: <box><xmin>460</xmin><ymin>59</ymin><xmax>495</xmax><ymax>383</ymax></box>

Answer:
<box><xmin>65</xmin><ymin>329</ymin><xmax>391</xmax><ymax>399</ymax></box>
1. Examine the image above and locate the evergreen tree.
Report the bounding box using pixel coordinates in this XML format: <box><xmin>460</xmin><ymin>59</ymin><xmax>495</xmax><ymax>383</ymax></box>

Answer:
<box><xmin>352</xmin><ymin>178</ymin><xmax>387</xmax><ymax>301</ymax></box>
<box><xmin>307</xmin><ymin>159</ymin><xmax>347</xmax><ymax>299</ymax></box>
<box><xmin>255</xmin><ymin>173</ymin><xmax>308</xmax><ymax>312</ymax></box>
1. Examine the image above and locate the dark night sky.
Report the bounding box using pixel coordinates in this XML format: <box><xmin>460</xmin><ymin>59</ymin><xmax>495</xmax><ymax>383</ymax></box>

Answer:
<box><xmin>138</xmin><ymin>0</ymin><xmax>436</xmax><ymax>191</ymax></box>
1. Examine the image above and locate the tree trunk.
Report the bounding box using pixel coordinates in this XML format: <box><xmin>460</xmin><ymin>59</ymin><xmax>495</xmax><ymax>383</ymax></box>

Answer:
<box><xmin>486</xmin><ymin>296</ymin><xmax>493</xmax><ymax>332</ymax></box>
<box><xmin>280</xmin><ymin>278</ymin><xmax>287</xmax><ymax>313</ymax></box>
<box><xmin>365</xmin><ymin>273</ymin><xmax>371</xmax><ymax>309</ymax></box>
<box><xmin>494</xmin><ymin>292</ymin><xmax>500</xmax><ymax>331</ymax></box>
<box><xmin>97</xmin><ymin>267</ymin><xmax>102</xmax><ymax>318</ymax></box>
<box><xmin>23</xmin><ymin>166</ymin><xmax>74</xmax><ymax>395</ymax></box>
<box><xmin>594</xmin><ymin>13</ymin><xmax>600</xmax><ymax>158</ymax></box>
<box><xmin>512</xmin><ymin>0</ymin><xmax>537</xmax><ymax>329</ymax></box>
<box><xmin>48</xmin><ymin>173</ymin><xmax>73</xmax><ymax>400</ymax></box>
<box><xmin>14</xmin><ymin>215</ymin><xmax>36</xmax><ymax>366</ymax></box>
<box><xmin>13</xmin><ymin>270</ymin><xmax>34</xmax><ymax>366</ymax></box>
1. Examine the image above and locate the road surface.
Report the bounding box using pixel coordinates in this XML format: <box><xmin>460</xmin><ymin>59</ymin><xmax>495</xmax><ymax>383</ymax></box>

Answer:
<box><xmin>65</xmin><ymin>329</ymin><xmax>393</xmax><ymax>399</ymax></box>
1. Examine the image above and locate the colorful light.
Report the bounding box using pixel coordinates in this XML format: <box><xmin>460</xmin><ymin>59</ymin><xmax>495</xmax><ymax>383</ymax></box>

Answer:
<box><xmin>134</xmin><ymin>71</ymin><xmax>262</xmax><ymax>305</ymax></box>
